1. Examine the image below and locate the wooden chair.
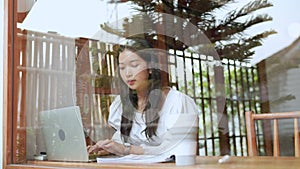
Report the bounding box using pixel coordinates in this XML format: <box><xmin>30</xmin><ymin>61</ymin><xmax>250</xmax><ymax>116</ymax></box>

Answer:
<box><xmin>245</xmin><ymin>111</ymin><xmax>300</xmax><ymax>157</ymax></box>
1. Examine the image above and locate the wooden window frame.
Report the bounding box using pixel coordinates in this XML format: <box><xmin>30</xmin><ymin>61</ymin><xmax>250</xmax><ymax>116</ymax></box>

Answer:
<box><xmin>3</xmin><ymin>0</ymin><xmax>15</xmax><ymax>167</ymax></box>
<box><xmin>3</xmin><ymin>0</ymin><xmax>54</xmax><ymax>168</ymax></box>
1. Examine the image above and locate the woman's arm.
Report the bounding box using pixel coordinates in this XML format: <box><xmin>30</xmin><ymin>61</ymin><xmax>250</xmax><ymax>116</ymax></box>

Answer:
<box><xmin>88</xmin><ymin>139</ymin><xmax>144</xmax><ymax>156</ymax></box>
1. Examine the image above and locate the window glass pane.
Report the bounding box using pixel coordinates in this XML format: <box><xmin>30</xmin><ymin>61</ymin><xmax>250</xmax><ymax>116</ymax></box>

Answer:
<box><xmin>11</xmin><ymin>0</ymin><xmax>300</xmax><ymax>164</ymax></box>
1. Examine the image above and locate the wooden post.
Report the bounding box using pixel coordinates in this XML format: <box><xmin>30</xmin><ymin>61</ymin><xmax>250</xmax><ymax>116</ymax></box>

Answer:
<box><xmin>75</xmin><ymin>38</ymin><xmax>94</xmax><ymax>145</ymax></box>
<box><xmin>154</xmin><ymin>3</ymin><xmax>169</xmax><ymax>87</ymax></box>
<box><xmin>257</xmin><ymin>60</ymin><xmax>272</xmax><ymax>156</ymax></box>
<box><xmin>214</xmin><ymin>65</ymin><xmax>230</xmax><ymax>155</ymax></box>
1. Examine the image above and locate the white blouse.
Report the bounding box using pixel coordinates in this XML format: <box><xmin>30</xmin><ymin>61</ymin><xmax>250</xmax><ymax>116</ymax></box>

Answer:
<box><xmin>108</xmin><ymin>88</ymin><xmax>199</xmax><ymax>156</ymax></box>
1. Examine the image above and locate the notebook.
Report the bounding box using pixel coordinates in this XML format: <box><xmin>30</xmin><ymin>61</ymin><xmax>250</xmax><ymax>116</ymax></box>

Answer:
<box><xmin>39</xmin><ymin>106</ymin><xmax>95</xmax><ymax>162</ymax></box>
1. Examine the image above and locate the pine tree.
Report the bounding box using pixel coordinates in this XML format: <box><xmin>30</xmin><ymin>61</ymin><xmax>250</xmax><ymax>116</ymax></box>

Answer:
<box><xmin>103</xmin><ymin>0</ymin><xmax>276</xmax><ymax>61</ymax></box>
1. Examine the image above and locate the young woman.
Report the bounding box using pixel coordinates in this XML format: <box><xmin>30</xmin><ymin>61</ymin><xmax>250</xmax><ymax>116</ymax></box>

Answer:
<box><xmin>88</xmin><ymin>38</ymin><xmax>199</xmax><ymax>157</ymax></box>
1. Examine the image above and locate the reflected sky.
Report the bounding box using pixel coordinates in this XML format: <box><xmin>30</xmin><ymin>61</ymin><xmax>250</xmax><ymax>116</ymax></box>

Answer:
<box><xmin>16</xmin><ymin>0</ymin><xmax>300</xmax><ymax>65</ymax></box>
<box><xmin>242</xmin><ymin>0</ymin><xmax>300</xmax><ymax>64</ymax></box>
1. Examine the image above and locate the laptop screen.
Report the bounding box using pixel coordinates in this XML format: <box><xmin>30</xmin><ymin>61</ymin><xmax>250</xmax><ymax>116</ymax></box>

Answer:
<box><xmin>39</xmin><ymin>106</ymin><xmax>90</xmax><ymax>162</ymax></box>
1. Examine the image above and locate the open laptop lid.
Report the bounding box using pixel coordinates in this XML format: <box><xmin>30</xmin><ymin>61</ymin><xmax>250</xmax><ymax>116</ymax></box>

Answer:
<box><xmin>39</xmin><ymin>106</ymin><xmax>89</xmax><ymax>162</ymax></box>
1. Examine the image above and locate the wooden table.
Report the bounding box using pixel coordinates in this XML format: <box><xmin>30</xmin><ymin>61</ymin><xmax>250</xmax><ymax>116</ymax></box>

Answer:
<box><xmin>8</xmin><ymin>156</ymin><xmax>300</xmax><ymax>169</ymax></box>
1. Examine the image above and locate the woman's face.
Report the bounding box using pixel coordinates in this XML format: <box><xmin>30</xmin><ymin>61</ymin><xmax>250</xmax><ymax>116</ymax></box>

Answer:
<box><xmin>118</xmin><ymin>49</ymin><xmax>150</xmax><ymax>91</ymax></box>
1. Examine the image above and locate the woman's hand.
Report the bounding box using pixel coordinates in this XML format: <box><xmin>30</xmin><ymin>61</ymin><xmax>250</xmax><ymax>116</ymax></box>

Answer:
<box><xmin>87</xmin><ymin>142</ymin><xmax>110</xmax><ymax>156</ymax></box>
<box><xmin>88</xmin><ymin>139</ymin><xmax>127</xmax><ymax>156</ymax></box>
<box><xmin>88</xmin><ymin>139</ymin><xmax>144</xmax><ymax>156</ymax></box>
<box><xmin>100</xmin><ymin>139</ymin><xmax>132</xmax><ymax>156</ymax></box>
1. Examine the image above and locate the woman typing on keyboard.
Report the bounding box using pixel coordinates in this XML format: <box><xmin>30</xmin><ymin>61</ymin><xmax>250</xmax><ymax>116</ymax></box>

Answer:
<box><xmin>87</xmin><ymin>37</ymin><xmax>199</xmax><ymax>157</ymax></box>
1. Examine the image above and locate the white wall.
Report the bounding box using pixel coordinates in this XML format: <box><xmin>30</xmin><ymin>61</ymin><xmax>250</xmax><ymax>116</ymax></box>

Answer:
<box><xmin>265</xmin><ymin>38</ymin><xmax>300</xmax><ymax>156</ymax></box>
<box><xmin>1</xmin><ymin>0</ymin><xmax>4</xmax><ymax>167</ymax></box>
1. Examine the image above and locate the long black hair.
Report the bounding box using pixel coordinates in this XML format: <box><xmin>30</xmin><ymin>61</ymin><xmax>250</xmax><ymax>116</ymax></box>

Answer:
<box><xmin>116</xmin><ymin>38</ymin><xmax>163</xmax><ymax>142</ymax></box>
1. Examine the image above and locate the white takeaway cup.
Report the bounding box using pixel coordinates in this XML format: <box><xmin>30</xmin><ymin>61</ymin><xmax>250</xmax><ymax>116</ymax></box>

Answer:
<box><xmin>174</xmin><ymin>140</ymin><xmax>197</xmax><ymax>166</ymax></box>
<box><xmin>170</xmin><ymin>126</ymin><xmax>198</xmax><ymax>166</ymax></box>
<box><xmin>168</xmin><ymin>113</ymin><xmax>199</xmax><ymax>166</ymax></box>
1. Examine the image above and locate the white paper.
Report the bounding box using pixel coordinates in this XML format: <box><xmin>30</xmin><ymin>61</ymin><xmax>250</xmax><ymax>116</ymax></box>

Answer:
<box><xmin>97</xmin><ymin>154</ymin><xmax>174</xmax><ymax>164</ymax></box>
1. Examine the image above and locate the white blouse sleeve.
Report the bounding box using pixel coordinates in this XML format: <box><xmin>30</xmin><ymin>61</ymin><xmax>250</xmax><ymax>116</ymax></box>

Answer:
<box><xmin>141</xmin><ymin>90</ymin><xmax>199</xmax><ymax>155</ymax></box>
<box><xmin>108</xmin><ymin>96</ymin><xmax>123</xmax><ymax>144</ymax></box>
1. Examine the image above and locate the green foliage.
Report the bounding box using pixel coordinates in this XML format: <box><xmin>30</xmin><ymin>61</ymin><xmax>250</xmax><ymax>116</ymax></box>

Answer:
<box><xmin>110</xmin><ymin>0</ymin><xmax>276</xmax><ymax>61</ymax></box>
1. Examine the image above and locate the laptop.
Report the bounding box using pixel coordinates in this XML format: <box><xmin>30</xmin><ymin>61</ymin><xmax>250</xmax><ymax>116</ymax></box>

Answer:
<box><xmin>39</xmin><ymin>106</ymin><xmax>95</xmax><ymax>162</ymax></box>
